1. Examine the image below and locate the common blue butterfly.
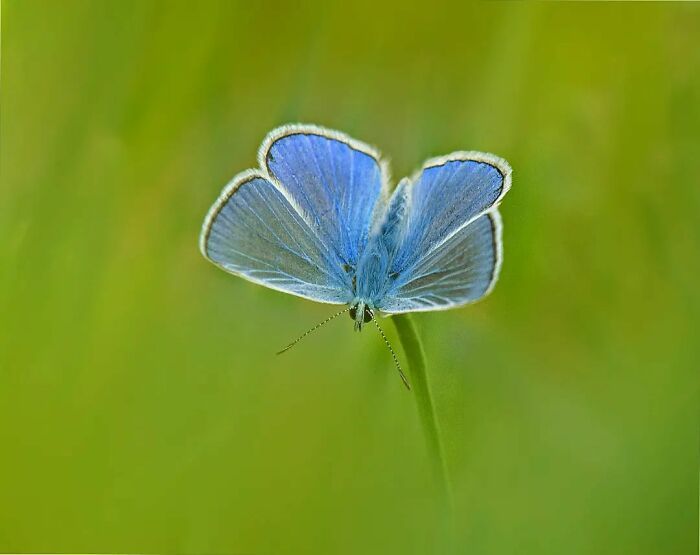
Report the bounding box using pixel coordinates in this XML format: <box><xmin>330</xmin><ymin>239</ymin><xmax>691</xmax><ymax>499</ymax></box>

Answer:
<box><xmin>200</xmin><ymin>124</ymin><xmax>511</xmax><ymax>387</ymax></box>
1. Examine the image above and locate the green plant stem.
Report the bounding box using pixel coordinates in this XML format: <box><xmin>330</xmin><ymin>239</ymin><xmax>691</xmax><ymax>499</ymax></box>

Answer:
<box><xmin>392</xmin><ymin>314</ymin><xmax>452</xmax><ymax>506</ymax></box>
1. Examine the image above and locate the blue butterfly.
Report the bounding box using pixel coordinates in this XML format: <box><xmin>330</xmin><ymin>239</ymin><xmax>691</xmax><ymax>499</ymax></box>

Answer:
<box><xmin>200</xmin><ymin>124</ymin><xmax>511</xmax><ymax>388</ymax></box>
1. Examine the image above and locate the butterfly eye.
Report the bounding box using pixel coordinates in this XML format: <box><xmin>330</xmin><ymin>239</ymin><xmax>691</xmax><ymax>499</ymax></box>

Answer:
<box><xmin>349</xmin><ymin>305</ymin><xmax>357</xmax><ymax>320</ymax></box>
<box><xmin>363</xmin><ymin>306</ymin><xmax>374</xmax><ymax>323</ymax></box>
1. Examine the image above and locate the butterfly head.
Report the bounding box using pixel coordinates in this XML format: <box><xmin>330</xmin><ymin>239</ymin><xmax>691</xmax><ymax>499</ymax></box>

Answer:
<box><xmin>349</xmin><ymin>301</ymin><xmax>374</xmax><ymax>331</ymax></box>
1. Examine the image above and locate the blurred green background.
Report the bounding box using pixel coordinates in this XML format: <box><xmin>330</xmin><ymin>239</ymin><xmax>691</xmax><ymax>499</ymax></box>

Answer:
<box><xmin>1</xmin><ymin>1</ymin><xmax>698</xmax><ymax>554</ymax></box>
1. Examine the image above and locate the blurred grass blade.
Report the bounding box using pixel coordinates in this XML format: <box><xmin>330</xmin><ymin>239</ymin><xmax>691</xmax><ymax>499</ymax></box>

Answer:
<box><xmin>392</xmin><ymin>314</ymin><xmax>452</xmax><ymax>506</ymax></box>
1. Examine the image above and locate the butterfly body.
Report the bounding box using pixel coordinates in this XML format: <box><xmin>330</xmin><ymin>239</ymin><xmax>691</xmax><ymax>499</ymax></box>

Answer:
<box><xmin>201</xmin><ymin>124</ymin><xmax>511</xmax><ymax>332</ymax></box>
<box><xmin>348</xmin><ymin>189</ymin><xmax>404</xmax><ymax>327</ymax></box>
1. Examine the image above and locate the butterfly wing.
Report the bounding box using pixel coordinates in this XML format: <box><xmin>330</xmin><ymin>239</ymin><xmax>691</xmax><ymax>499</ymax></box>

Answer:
<box><xmin>261</xmin><ymin>125</ymin><xmax>388</xmax><ymax>268</ymax></box>
<box><xmin>378</xmin><ymin>152</ymin><xmax>511</xmax><ymax>313</ymax></box>
<box><xmin>200</xmin><ymin>125</ymin><xmax>387</xmax><ymax>304</ymax></box>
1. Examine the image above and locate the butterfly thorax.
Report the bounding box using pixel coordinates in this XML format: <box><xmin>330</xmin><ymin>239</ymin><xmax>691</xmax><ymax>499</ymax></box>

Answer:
<box><xmin>350</xmin><ymin>180</ymin><xmax>410</xmax><ymax>326</ymax></box>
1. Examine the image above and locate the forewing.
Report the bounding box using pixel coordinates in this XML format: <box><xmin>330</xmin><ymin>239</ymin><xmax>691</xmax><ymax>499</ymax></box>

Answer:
<box><xmin>261</xmin><ymin>125</ymin><xmax>387</xmax><ymax>268</ymax></box>
<box><xmin>200</xmin><ymin>171</ymin><xmax>352</xmax><ymax>304</ymax></box>
<box><xmin>379</xmin><ymin>153</ymin><xmax>511</xmax><ymax>312</ymax></box>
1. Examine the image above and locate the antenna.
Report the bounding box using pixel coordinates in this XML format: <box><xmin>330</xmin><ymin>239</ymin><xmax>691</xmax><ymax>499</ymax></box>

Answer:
<box><xmin>373</xmin><ymin>317</ymin><xmax>411</xmax><ymax>390</ymax></box>
<box><xmin>276</xmin><ymin>307</ymin><xmax>350</xmax><ymax>355</ymax></box>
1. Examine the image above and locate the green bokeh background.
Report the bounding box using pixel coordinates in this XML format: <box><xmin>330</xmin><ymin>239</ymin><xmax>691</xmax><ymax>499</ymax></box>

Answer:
<box><xmin>1</xmin><ymin>2</ymin><xmax>698</xmax><ymax>553</ymax></box>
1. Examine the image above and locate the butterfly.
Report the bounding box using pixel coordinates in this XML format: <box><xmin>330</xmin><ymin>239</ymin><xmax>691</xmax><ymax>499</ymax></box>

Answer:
<box><xmin>200</xmin><ymin>124</ymin><xmax>511</xmax><ymax>388</ymax></box>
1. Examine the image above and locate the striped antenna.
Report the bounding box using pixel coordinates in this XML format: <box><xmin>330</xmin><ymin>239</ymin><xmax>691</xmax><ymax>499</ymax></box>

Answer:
<box><xmin>373</xmin><ymin>317</ymin><xmax>411</xmax><ymax>390</ymax></box>
<box><xmin>277</xmin><ymin>307</ymin><xmax>350</xmax><ymax>355</ymax></box>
